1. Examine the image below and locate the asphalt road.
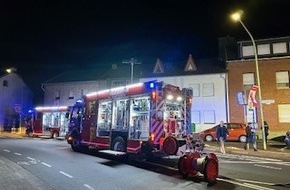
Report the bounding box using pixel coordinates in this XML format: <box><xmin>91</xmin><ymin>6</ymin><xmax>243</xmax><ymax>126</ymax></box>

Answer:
<box><xmin>0</xmin><ymin>138</ymin><xmax>289</xmax><ymax>190</ymax></box>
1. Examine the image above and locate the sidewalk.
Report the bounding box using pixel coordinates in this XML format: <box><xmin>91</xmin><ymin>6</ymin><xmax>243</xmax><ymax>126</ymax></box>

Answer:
<box><xmin>204</xmin><ymin>139</ymin><xmax>290</xmax><ymax>161</ymax></box>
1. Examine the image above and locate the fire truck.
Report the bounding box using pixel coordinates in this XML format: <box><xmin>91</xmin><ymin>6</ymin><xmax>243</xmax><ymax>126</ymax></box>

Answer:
<box><xmin>26</xmin><ymin>106</ymin><xmax>70</xmax><ymax>139</ymax></box>
<box><xmin>66</xmin><ymin>81</ymin><xmax>218</xmax><ymax>183</ymax></box>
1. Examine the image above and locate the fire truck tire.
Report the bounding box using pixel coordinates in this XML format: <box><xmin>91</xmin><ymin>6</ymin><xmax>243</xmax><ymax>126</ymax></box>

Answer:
<box><xmin>112</xmin><ymin>137</ymin><xmax>126</xmax><ymax>152</ymax></box>
<box><xmin>71</xmin><ymin>139</ymin><xmax>81</xmax><ymax>152</ymax></box>
<box><xmin>178</xmin><ymin>155</ymin><xmax>189</xmax><ymax>178</ymax></box>
<box><xmin>204</xmin><ymin>158</ymin><xmax>219</xmax><ymax>184</ymax></box>
<box><xmin>163</xmin><ymin>136</ymin><xmax>178</xmax><ymax>155</ymax></box>
<box><xmin>52</xmin><ymin>132</ymin><xmax>59</xmax><ymax>139</ymax></box>
<box><xmin>27</xmin><ymin>132</ymin><xmax>33</xmax><ymax>137</ymax></box>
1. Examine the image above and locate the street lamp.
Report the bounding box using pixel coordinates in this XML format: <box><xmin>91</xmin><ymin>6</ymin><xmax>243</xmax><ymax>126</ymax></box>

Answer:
<box><xmin>231</xmin><ymin>11</ymin><xmax>267</xmax><ymax>150</ymax></box>
<box><xmin>122</xmin><ymin>58</ymin><xmax>142</xmax><ymax>84</ymax></box>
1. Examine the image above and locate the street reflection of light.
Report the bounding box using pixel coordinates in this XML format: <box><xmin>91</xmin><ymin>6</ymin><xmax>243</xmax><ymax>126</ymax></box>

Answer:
<box><xmin>167</xmin><ymin>94</ymin><xmax>173</xmax><ymax>100</ymax></box>
<box><xmin>176</xmin><ymin>96</ymin><xmax>183</xmax><ymax>101</ymax></box>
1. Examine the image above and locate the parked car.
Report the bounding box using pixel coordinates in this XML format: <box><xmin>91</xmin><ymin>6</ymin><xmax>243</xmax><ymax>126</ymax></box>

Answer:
<box><xmin>199</xmin><ymin>123</ymin><xmax>247</xmax><ymax>142</ymax></box>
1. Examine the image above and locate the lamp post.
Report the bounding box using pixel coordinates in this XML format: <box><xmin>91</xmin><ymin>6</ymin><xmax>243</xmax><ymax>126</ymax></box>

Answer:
<box><xmin>122</xmin><ymin>58</ymin><xmax>142</xmax><ymax>84</ymax></box>
<box><xmin>231</xmin><ymin>11</ymin><xmax>267</xmax><ymax>150</ymax></box>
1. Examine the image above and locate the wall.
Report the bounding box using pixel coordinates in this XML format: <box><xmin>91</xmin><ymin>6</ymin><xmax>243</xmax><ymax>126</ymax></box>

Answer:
<box><xmin>140</xmin><ymin>73</ymin><xmax>227</xmax><ymax>132</ymax></box>
<box><xmin>227</xmin><ymin>57</ymin><xmax>290</xmax><ymax>132</ymax></box>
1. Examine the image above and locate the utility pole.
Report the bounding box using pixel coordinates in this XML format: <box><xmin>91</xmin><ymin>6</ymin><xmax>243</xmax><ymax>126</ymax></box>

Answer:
<box><xmin>122</xmin><ymin>58</ymin><xmax>142</xmax><ymax>84</ymax></box>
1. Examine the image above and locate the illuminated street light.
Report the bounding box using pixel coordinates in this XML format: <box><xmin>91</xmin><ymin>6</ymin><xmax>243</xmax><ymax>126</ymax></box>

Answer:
<box><xmin>231</xmin><ymin>11</ymin><xmax>267</xmax><ymax>150</ymax></box>
<box><xmin>6</xmin><ymin>67</ymin><xmax>17</xmax><ymax>73</ymax></box>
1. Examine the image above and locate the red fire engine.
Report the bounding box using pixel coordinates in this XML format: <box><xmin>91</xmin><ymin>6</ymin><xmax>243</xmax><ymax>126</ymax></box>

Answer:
<box><xmin>26</xmin><ymin>106</ymin><xmax>70</xmax><ymax>138</ymax></box>
<box><xmin>66</xmin><ymin>81</ymin><xmax>218</xmax><ymax>183</ymax></box>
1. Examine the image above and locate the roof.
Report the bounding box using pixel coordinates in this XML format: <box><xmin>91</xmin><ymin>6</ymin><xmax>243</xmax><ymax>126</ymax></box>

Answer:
<box><xmin>42</xmin><ymin>56</ymin><xmax>226</xmax><ymax>84</ymax></box>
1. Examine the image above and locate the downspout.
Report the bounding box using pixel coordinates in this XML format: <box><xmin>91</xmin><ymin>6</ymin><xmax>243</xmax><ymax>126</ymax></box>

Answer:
<box><xmin>220</xmin><ymin>73</ymin><xmax>229</xmax><ymax>123</ymax></box>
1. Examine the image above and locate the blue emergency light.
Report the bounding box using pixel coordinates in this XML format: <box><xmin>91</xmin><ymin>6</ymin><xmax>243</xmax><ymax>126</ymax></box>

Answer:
<box><xmin>149</xmin><ymin>82</ymin><xmax>155</xmax><ymax>89</ymax></box>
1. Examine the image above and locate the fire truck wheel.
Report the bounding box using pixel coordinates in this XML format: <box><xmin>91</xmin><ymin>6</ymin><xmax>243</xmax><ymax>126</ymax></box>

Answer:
<box><xmin>71</xmin><ymin>139</ymin><xmax>81</xmax><ymax>152</ymax></box>
<box><xmin>204</xmin><ymin>158</ymin><xmax>219</xmax><ymax>184</ymax></box>
<box><xmin>52</xmin><ymin>132</ymin><xmax>59</xmax><ymax>139</ymax></box>
<box><xmin>112</xmin><ymin>137</ymin><xmax>126</xmax><ymax>152</ymax></box>
<box><xmin>178</xmin><ymin>155</ymin><xmax>189</xmax><ymax>178</ymax></box>
<box><xmin>163</xmin><ymin>136</ymin><xmax>178</xmax><ymax>155</ymax></box>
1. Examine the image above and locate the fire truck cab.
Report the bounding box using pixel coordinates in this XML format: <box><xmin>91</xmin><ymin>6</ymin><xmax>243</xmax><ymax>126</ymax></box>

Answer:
<box><xmin>26</xmin><ymin>106</ymin><xmax>70</xmax><ymax>139</ymax></box>
<box><xmin>67</xmin><ymin>81</ymin><xmax>193</xmax><ymax>157</ymax></box>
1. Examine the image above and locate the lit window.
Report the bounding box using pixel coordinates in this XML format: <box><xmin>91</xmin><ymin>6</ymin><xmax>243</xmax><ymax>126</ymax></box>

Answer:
<box><xmin>278</xmin><ymin>104</ymin><xmax>290</xmax><ymax>123</ymax></box>
<box><xmin>257</xmin><ymin>44</ymin><xmax>270</xmax><ymax>55</ymax></box>
<box><xmin>273</xmin><ymin>42</ymin><xmax>287</xmax><ymax>54</ymax></box>
<box><xmin>243</xmin><ymin>73</ymin><xmax>255</xmax><ymax>90</ymax></box>
<box><xmin>276</xmin><ymin>71</ymin><xmax>289</xmax><ymax>89</ymax></box>
<box><xmin>202</xmin><ymin>83</ymin><xmax>214</xmax><ymax>97</ymax></box>
<box><xmin>242</xmin><ymin>45</ymin><xmax>254</xmax><ymax>57</ymax></box>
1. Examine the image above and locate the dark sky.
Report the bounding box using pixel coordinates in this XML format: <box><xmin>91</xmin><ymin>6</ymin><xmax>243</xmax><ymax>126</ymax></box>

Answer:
<box><xmin>0</xmin><ymin>0</ymin><xmax>289</xmax><ymax>104</ymax></box>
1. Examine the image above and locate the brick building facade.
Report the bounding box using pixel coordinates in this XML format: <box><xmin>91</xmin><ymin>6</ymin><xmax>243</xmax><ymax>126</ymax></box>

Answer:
<box><xmin>227</xmin><ymin>37</ymin><xmax>290</xmax><ymax>132</ymax></box>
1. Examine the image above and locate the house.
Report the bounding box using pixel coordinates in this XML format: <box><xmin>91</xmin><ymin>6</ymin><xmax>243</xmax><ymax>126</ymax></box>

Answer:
<box><xmin>226</xmin><ymin>36</ymin><xmax>290</xmax><ymax>133</ymax></box>
<box><xmin>0</xmin><ymin>72</ymin><xmax>33</xmax><ymax>131</ymax></box>
<box><xmin>42</xmin><ymin>63</ymin><xmax>142</xmax><ymax>106</ymax></box>
<box><xmin>42</xmin><ymin>55</ymin><xmax>227</xmax><ymax>132</ymax></box>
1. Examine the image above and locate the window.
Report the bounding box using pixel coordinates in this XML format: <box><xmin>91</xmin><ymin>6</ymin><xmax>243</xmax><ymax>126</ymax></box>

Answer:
<box><xmin>191</xmin><ymin>83</ymin><xmax>200</xmax><ymax>97</ymax></box>
<box><xmin>276</xmin><ymin>71</ymin><xmax>289</xmax><ymax>89</ymax></box>
<box><xmin>55</xmin><ymin>90</ymin><xmax>60</xmax><ymax>100</ymax></box>
<box><xmin>273</xmin><ymin>42</ymin><xmax>287</xmax><ymax>54</ymax></box>
<box><xmin>278</xmin><ymin>104</ymin><xmax>290</xmax><ymax>123</ymax></box>
<box><xmin>257</xmin><ymin>44</ymin><xmax>270</xmax><ymax>55</ymax></box>
<box><xmin>69</xmin><ymin>90</ymin><xmax>74</xmax><ymax>99</ymax></box>
<box><xmin>243</xmin><ymin>73</ymin><xmax>255</xmax><ymax>90</ymax></box>
<box><xmin>111</xmin><ymin>80</ymin><xmax>128</xmax><ymax>88</ymax></box>
<box><xmin>3</xmin><ymin>80</ymin><xmax>8</xmax><ymax>87</ymax></box>
<box><xmin>202</xmin><ymin>83</ymin><xmax>214</xmax><ymax>97</ymax></box>
<box><xmin>192</xmin><ymin>110</ymin><xmax>201</xmax><ymax>124</ymax></box>
<box><xmin>203</xmin><ymin>110</ymin><xmax>215</xmax><ymax>124</ymax></box>
<box><xmin>242</xmin><ymin>45</ymin><xmax>254</xmax><ymax>57</ymax></box>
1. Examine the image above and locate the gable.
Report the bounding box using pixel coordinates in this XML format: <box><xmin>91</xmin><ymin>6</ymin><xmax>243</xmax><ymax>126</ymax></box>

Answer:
<box><xmin>184</xmin><ymin>54</ymin><xmax>197</xmax><ymax>71</ymax></box>
<box><xmin>153</xmin><ymin>58</ymin><xmax>164</xmax><ymax>73</ymax></box>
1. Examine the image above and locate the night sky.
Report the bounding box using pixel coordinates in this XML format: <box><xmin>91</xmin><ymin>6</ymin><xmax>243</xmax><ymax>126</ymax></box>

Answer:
<box><xmin>0</xmin><ymin>0</ymin><xmax>289</xmax><ymax>104</ymax></box>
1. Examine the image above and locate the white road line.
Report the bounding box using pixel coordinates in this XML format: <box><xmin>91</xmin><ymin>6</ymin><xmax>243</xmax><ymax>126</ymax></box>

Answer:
<box><xmin>254</xmin><ymin>164</ymin><xmax>282</xmax><ymax>170</ymax></box>
<box><xmin>3</xmin><ymin>149</ymin><xmax>11</xmax><ymax>152</ymax></box>
<box><xmin>41</xmin><ymin>162</ymin><xmax>52</xmax><ymax>168</ymax></box>
<box><xmin>59</xmin><ymin>171</ymin><xmax>73</xmax><ymax>178</ymax></box>
<box><xmin>84</xmin><ymin>184</ymin><xmax>95</xmax><ymax>190</ymax></box>
<box><xmin>218</xmin><ymin>178</ymin><xmax>275</xmax><ymax>190</ymax></box>
<box><xmin>27</xmin><ymin>157</ymin><xmax>35</xmax><ymax>160</ymax></box>
<box><xmin>235</xmin><ymin>178</ymin><xmax>275</xmax><ymax>186</ymax></box>
<box><xmin>14</xmin><ymin>152</ymin><xmax>22</xmax><ymax>156</ymax></box>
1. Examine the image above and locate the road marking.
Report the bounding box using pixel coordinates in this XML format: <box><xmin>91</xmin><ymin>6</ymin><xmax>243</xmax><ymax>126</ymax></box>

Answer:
<box><xmin>14</xmin><ymin>152</ymin><xmax>22</xmax><ymax>156</ymax></box>
<box><xmin>3</xmin><ymin>149</ymin><xmax>11</xmax><ymax>152</ymax></box>
<box><xmin>27</xmin><ymin>157</ymin><xmax>35</xmax><ymax>160</ymax></box>
<box><xmin>84</xmin><ymin>184</ymin><xmax>95</xmax><ymax>190</ymax></box>
<box><xmin>41</xmin><ymin>162</ymin><xmax>52</xmax><ymax>167</ymax></box>
<box><xmin>59</xmin><ymin>171</ymin><xmax>73</xmax><ymax>178</ymax></box>
<box><xmin>218</xmin><ymin>178</ymin><xmax>275</xmax><ymax>190</ymax></box>
<box><xmin>254</xmin><ymin>164</ymin><xmax>281</xmax><ymax>170</ymax></box>
<box><xmin>235</xmin><ymin>178</ymin><xmax>275</xmax><ymax>186</ymax></box>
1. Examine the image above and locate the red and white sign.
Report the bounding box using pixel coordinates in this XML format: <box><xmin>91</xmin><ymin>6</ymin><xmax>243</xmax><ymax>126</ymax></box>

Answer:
<box><xmin>248</xmin><ymin>85</ymin><xmax>258</xmax><ymax>108</ymax></box>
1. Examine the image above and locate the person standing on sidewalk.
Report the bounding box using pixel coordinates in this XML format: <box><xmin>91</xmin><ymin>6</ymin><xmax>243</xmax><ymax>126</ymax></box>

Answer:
<box><xmin>244</xmin><ymin>123</ymin><xmax>252</xmax><ymax>150</ymax></box>
<box><xmin>262</xmin><ymin>121</ymin><xmax>269</xmax><ymax>143</ymax></box>
<box><xmin>216</xmin><ymin>121</ymin><xmax>228</xmax><ymax>154</ymax></box>
<box><xmin>251</xmin><ymin>123</ymin><xmax>258</xmax><ymax>151</ymax></box>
